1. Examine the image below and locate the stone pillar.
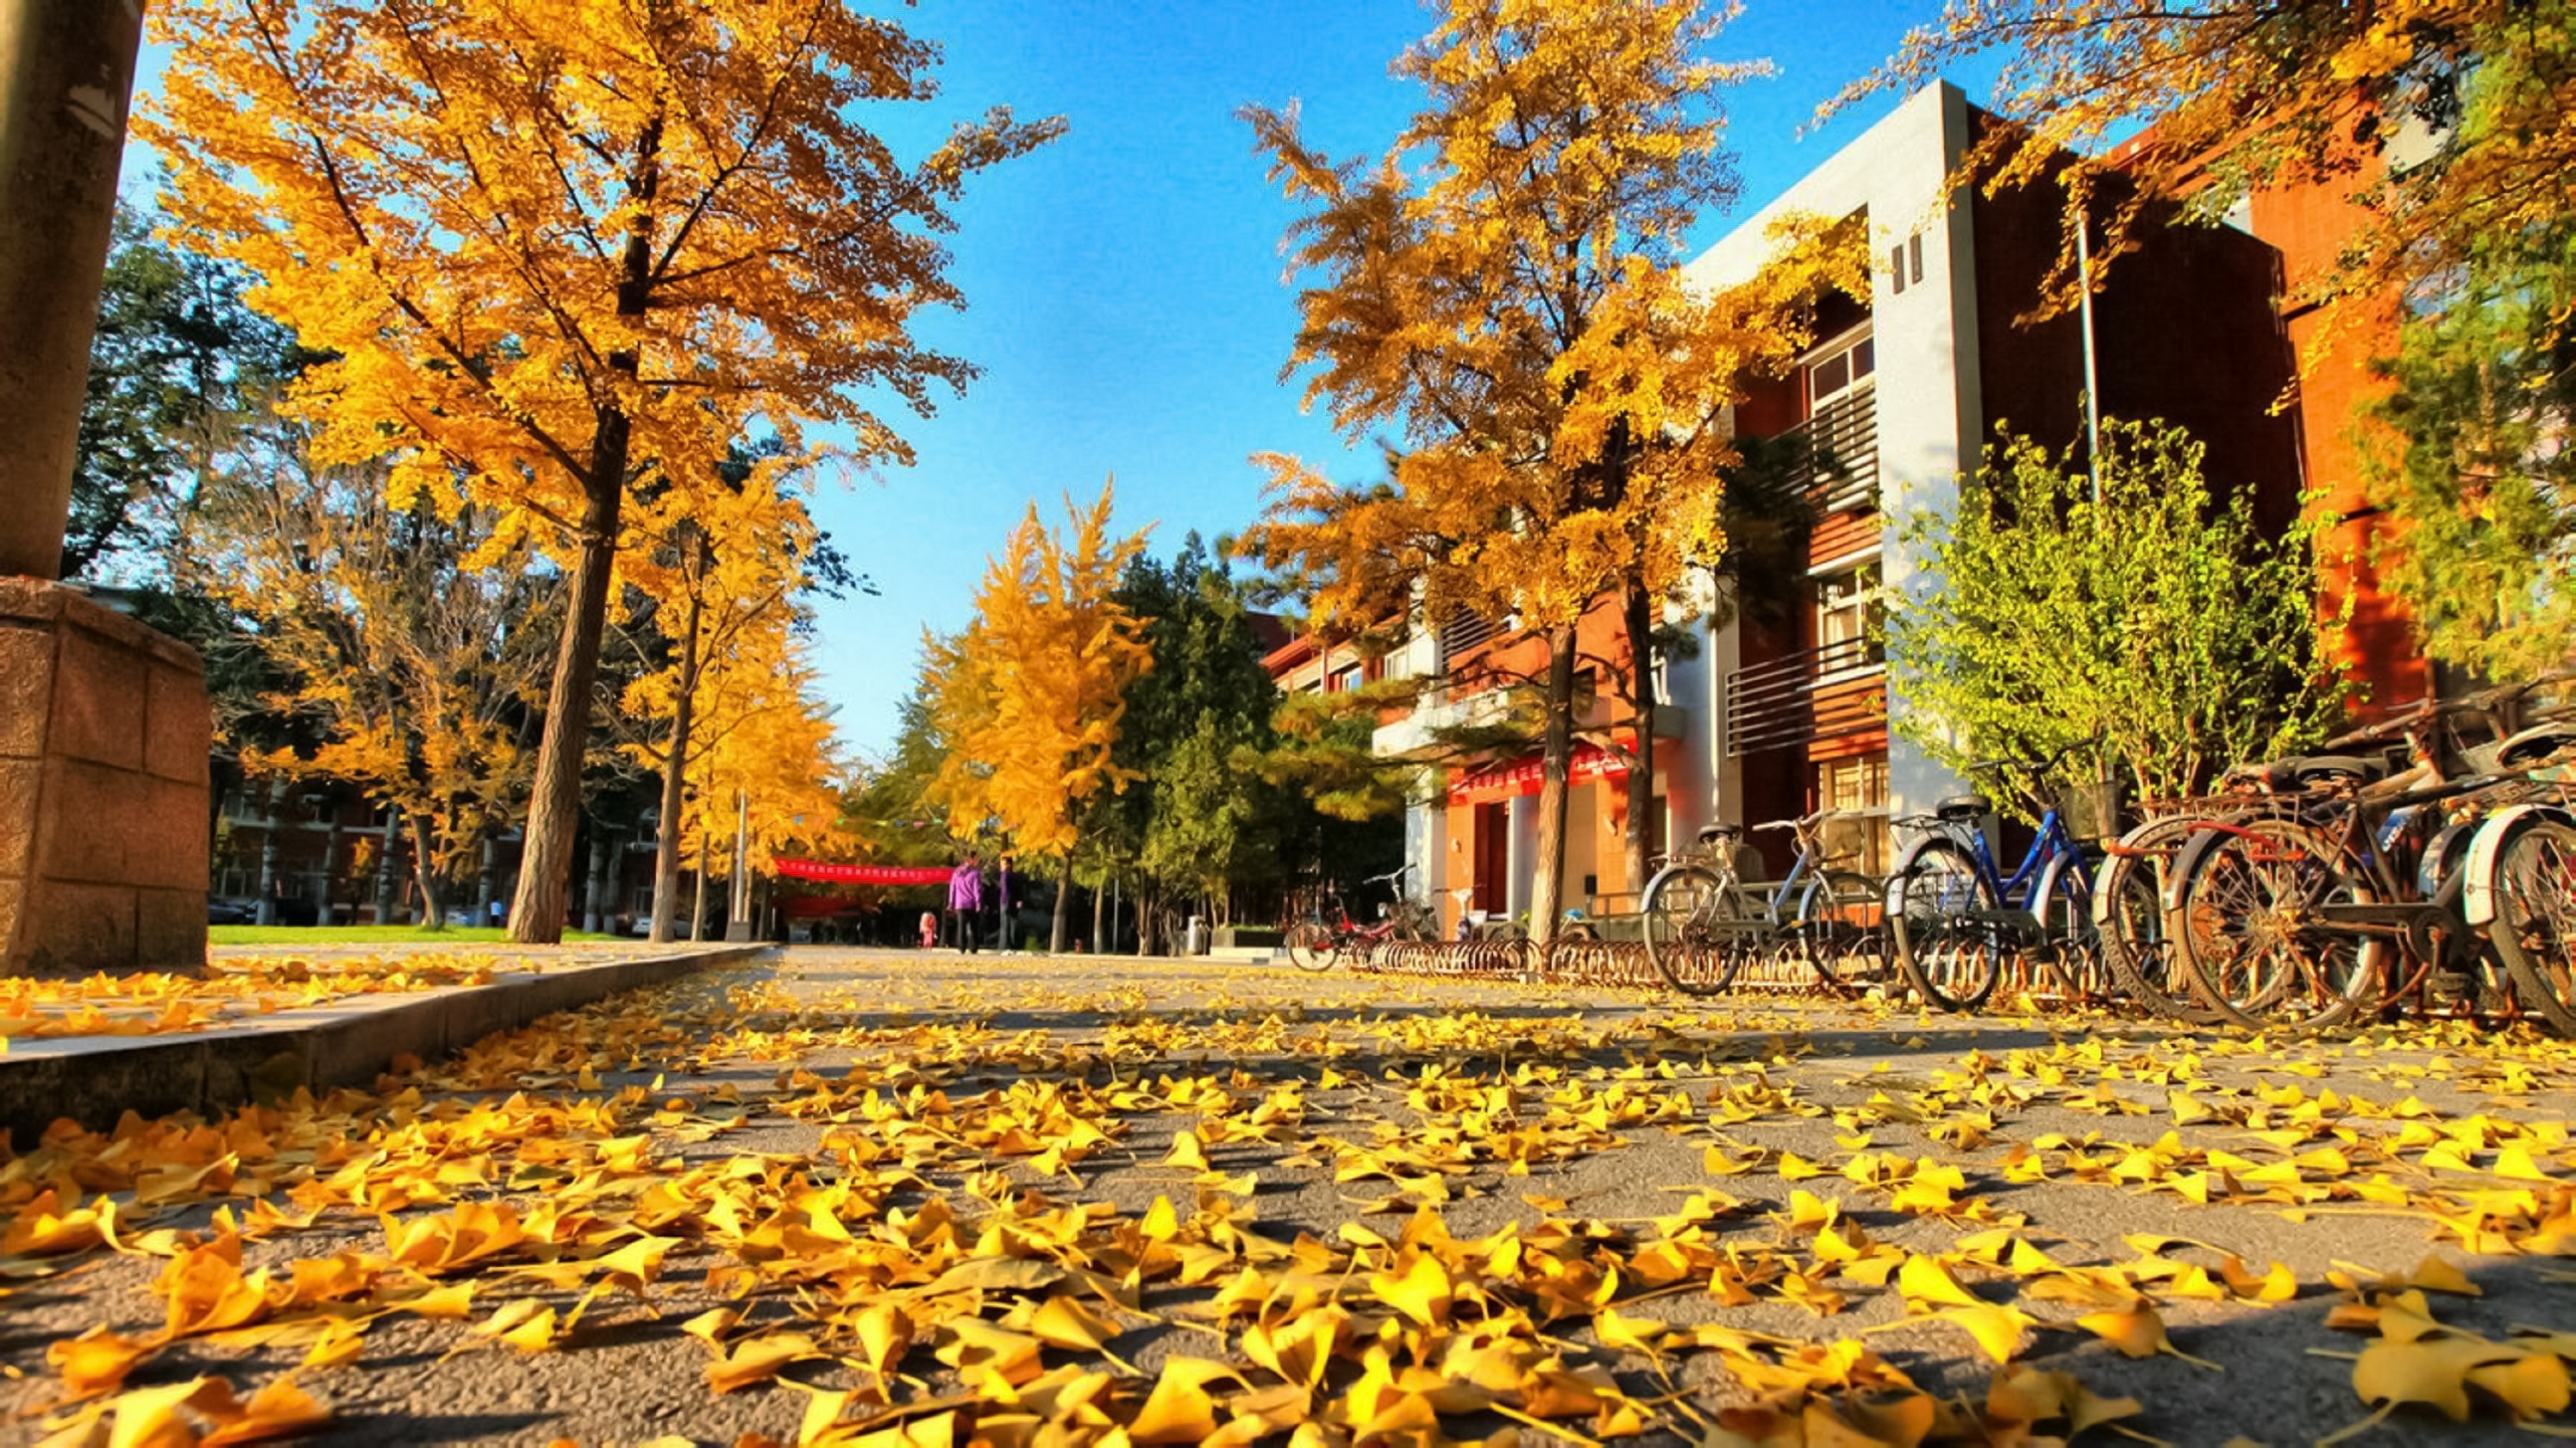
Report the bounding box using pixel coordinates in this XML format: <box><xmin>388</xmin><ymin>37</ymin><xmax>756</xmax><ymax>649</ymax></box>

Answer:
<box><xmin>0</xmin><ymin>580</ymin><xmax>209</xmax><ymax>974</ymax></box>
<box><xmin>0</xmin><ymin>0</ymin><xmax>145</xmax><ymax>579</ymax></box>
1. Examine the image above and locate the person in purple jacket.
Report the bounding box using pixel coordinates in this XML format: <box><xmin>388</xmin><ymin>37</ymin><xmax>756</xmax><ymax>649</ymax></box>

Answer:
<box><xmin>947</xmin><ymin>852</ymin><xmax>984</xmax><ymax>953</ymax></box>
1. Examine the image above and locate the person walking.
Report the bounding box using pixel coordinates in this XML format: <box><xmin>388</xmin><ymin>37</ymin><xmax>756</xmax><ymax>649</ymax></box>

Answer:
<box><xmin>948</xmin><ymin>852</ymin><xmax>984</xmax><ymax>953</ymax></box>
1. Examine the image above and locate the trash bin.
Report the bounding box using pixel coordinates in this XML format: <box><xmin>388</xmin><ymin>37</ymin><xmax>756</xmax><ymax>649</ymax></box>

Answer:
<box><xmin>1184</xmin><ymin>915</ymin><xmax>1207</xmax><ymax>955</ymax></box>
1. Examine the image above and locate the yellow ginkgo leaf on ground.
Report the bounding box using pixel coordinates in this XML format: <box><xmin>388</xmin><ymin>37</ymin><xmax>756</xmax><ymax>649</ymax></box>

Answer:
<box><xmin>708</xmin><ymin>1331</ymin><xmax>825</xmax><ymax>1394</ymax></box>
<box><xmin>1369</xmin><ymin>1251</ymin><xmax>1453</xmax><ymax>1327</ymax></box>
<box><xmin>854</xmin><ymin>1303</ymin><xmax>912</xmax><ymax>1377</ymax></box>
<box><xmin>2467</xmin><ymin>1351</ymin><xmax>2573</xmax><ymax>1419</ymax></box>
<box><xmin>197</xmin><ymin>1375</ymin><xmax>337</xmax><ymax>1447</ymax></box>
<box><xmin>1931</xmin><ymin>1303</ymin><xmax>2034</xmax><ymax>1364</ymax></box>
<box><xmin>1163</xmin><ymin>1131</ymin><xmax>1210</xmax><ymax>1172</ymax></box>
<box><xmin>47</xmin><ymin>1328</ymin><xmax>153</xmax><ymax>1400</ymax></box>
<box><xmin>1896</xmin><ymin>1253</ymin><xmax>1984</xmax><ymax>1310</ymax></box>
<box><xmin>1592</xmin><ymin>1307</ymin><xmax>1669</xmax><ymax>1355</ymax></box>
<box><xmin>1127</xmin><ymin>1357</ymin><xmax>1241</xmax><ymax>1445</ymax></box>
<box><xmin>2079</xmin><ymin>1301</ymin><xmax>2215</xmax><ymax>1369</ymax></box>
<box><xmin>2352</xmin><ymin>1336</ymin><xmax>2528</xmax><ymax>1421</ymax></box>
<box><xmin>1026</xmin><ymin>1295</ymin><xmax>1117</xmax><ymax>1354</ymax></box>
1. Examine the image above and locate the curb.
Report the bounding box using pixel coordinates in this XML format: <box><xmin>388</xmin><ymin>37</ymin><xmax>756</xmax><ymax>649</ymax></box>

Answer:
<box><xmin>1</xmin><ymin>945</ymin><xmax>770</xmax><ymax>1144</ymax></box>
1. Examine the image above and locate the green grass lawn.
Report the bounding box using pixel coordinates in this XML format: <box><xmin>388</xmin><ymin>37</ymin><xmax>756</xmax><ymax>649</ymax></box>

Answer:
<box><xmin>208</xmin><ymin>924</ymin><xmax>627</xmax><ymax>946</ymax></box>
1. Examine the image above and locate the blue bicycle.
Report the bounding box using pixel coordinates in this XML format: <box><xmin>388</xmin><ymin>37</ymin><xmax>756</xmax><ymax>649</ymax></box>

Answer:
<box><xmin>1886</xmin><ymin>746</ymin><xmax>2100</xmax><ymax>1012</ymax></box>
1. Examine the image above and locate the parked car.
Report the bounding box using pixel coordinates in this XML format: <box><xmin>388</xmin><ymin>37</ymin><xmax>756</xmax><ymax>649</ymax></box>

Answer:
<box><xmin>207</xmin><ymin>896</ymin><xmax>256</xmax><ymax>925</ymax></box>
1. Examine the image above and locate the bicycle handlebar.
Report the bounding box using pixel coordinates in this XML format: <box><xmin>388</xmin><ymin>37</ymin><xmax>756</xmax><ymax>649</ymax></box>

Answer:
<box><xmin>1965</xmin><ymin>736</ymin><xmax>2094</xmax><ymax>782</ymax></box>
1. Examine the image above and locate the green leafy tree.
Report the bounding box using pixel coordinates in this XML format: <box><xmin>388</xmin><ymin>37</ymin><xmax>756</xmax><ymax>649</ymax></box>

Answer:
<box><xmin>70</xmin><ymin>203</ymin><xmax>294</xmax><ymax>579</ymax></box>
<box><xmin>1091</xmin><ymin>538</ymin><xmax>1297</xmax><ymax>947</ymax></box>
<box><xmin>1888</xmin><ymin>419</ymin><xmax>2348</xmax><ymax>816</ymax></box>
<box><xmin>2363</xmin><ymin>218</ymin><xmax>2576</xmax><ymax>681</ymax></box>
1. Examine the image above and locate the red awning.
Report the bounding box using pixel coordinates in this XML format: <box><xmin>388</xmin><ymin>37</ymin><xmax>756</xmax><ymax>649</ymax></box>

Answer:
<box><xmin>1447</xmin><ymin>742</ymin><xmax>1632</xmax><ymax>806</ymax></box>
<box><xmin>771</xmin><ymin>859</ymin><xmax>954</xmax><ymax>886</ymax></box>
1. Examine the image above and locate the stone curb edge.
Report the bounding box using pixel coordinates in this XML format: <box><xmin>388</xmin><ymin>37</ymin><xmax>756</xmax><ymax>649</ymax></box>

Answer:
<box><xmin>0</xmin><ymin>945</ymin><xmax>772</xmax><ymax>1145</ymax></box>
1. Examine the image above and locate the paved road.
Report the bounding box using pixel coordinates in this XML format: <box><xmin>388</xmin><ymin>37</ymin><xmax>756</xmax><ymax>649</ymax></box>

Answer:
<box><xmin>6</xmin><ymin>946</ymin><xmax>2573</xmax><ymax>1447</ymax></box>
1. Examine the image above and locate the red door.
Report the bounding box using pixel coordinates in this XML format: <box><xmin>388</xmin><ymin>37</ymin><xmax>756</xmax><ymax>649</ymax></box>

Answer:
<box><xmin>1472</xmin><ymin>802</ymin><xmax>1508</xmax><ymax>914</ymax></box>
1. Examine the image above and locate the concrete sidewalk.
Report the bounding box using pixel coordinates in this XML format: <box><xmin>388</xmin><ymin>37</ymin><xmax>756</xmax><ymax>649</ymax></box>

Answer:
<box><xmin>1</xmin><ymin>942</ymin><xmax>769</xmax><ymax>1141</ymax></box>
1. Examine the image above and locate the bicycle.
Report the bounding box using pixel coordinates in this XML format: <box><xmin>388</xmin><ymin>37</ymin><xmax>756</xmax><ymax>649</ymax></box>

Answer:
<box><xmin>1286</xmin><ymin>864</ymin><xmax>1436</xmax><ymax>972</ymax></box>
<box><xmin>2464</xmin><ymin>721</ymin><xmax>2576</xmax><ymax>1033</ymax></box>
<box><xmin>1639</xmin><ymin>809</ymin><xmax>1887</xmax><ymax>997</ymax></box>
<box><xmin>1885</xmin><ymin>742</ymin><xmax>2099</xmax><ymax>1013</ymax></box>
<box><xmin>2161</xmin><ymin>693</ymin><xmax>2556</xmax><ymax>1033</ymax></box>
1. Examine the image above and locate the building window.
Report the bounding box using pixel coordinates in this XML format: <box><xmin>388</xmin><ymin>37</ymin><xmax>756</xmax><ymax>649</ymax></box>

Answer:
<box><xmin>1820</xmin><ymin>754</ymin><xmax>1891</xmax><ymax>876</ymax></box>
<box><xmin>1814</xmin><ymin>560</ymin><xmax>1884</xmax><ymax>668</ymax></box>
<box><xmin>1329</xmin><ymin>662</ymin><xmax>1364</xmax><ymax>694</ymax></box>
<box><xmin>1805</xmin><ymin>328</ymin><xmax>1874</xmax><ymax>411</ymax></box>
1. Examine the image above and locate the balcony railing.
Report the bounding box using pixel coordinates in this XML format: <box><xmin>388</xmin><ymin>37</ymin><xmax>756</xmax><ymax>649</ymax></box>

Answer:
<box><xmin>1724</xmin><ymin>634</ymin><xmax>1886</xmax><ymax>758</ymax></box>
<box><xmin>1774</xmin><ymin>383</ymin><xmax>1879</xmax><ymax>515</ymax></box>
<box><xmin>1437</xmin><ymin>609</ymin><xmax>1504</xmax><ymax>669</ymax></box>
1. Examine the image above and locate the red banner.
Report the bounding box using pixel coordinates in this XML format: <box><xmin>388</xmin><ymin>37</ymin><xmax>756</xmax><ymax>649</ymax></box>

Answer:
<box><xmin>1447</xmin><ymin>742</ymin><xmax>1632</xmax><ymax>806</ymax></box>
<box><xmin>771</xmin><ymin>859</ymin><xmax>954</xmax><ymax>886</ymax></box>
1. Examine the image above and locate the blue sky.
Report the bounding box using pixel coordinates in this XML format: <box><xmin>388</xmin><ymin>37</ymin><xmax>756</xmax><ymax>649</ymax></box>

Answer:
<box><xmin>794</xmin><ymin>0</ymin><xmax>1973</xmax><ymax>758</ymax></box>
<box><xmin>135</xmin><ymin>2</ymin><xmax>1981</xmax><ymax>759</ymax></box>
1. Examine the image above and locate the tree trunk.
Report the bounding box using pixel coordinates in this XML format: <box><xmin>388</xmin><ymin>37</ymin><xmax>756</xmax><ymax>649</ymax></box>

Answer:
<box><xmin>253</xmin><ymin>777</ymin><xmax>284</xmax><ymax>925</ymax></box>
<box><xmin>511</xmin><ymin>109</ymin><xmax>659</xmax><ymax>945</ymax></box>
<box><xmin>313</xmin><ymin>815</ymin><xmax>342</xmax><ymax>927</ymax></box>
<box><xmin>510</xmin><ymin>472</ymin><xmax>623</xmax><ymax>943</ymax></box>
<box><xmin>581</xmin><ymin>830</ymin><xmax>610</xmax><ymax>934</ymax></box>
<box><xmin>691</xmin><ymin>827</ymin><xmax>713</xmax><ymax>942</ymax></box>
<box><xmin>1049</xmin><ymin>859</ymin><xmax>1070</xmax><ymax>954</ymax></box>
<box><xmin>1622</xmin><ymin>581</ymin><xmax>1657</xmax><ymax>896</ymax></box>
<box><xmin>373</xmin><ymin>811</ymin><xmax>401</xmax><ymax>924</ymax></box>
<box><xmin>474</xmin><ymin>834</ymin><xmax>498</xmax><ymax>922</ymax></box>
<box><xmin>410</xmin><ymin>813</ymin><xmax>446</xmax><ymax>930</ymax></box>
<box><xmin>1091</xmin><ymin>877</ymin><xmax>1104</xmax><ymax>955</ymax></box>
<box><xmin>649</xmin><ymin>589</ymin><xmax>703</xmax><ymax>942</ymax></box>
<box><xmin>1528</xmin><ymin>626</ymin><xmax>1578</xmax><ymax>951</ymax></box>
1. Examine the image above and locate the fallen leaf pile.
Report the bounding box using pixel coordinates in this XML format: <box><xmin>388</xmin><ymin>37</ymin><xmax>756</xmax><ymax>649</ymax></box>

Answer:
<box><xmin>0</xmin><ymin>954</ymin><xmax>527</xmax><ymax>1042</ymax></box>
<box><xmin>4</xmin><ymin>953</ymin><xmax>2576</xmax><ymax>1447</ymax></box>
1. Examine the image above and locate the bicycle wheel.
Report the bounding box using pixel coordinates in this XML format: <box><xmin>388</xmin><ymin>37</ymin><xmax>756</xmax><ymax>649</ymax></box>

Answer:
<box><xmin>2092</xmin><ymin>818</ymin><xmax>2223</xmax><ymax>1024</ymax></box>
<box><xmin>2024</xmin><ymin>852</ymin><xmax>2101</xmax><ymax>1003</ymax></box>
<box><xmin>2488</xmin><ymin>817</ymin><xmax>2576</xmax><ymax>1034</ymax></box>
<box><xmin>2170</xmin><ymin>818</ymin><xmax>2382</xmax><ymax>1033</ymax></box>
<box><xmin>1891</xmin><ymin>839</ymin><xmax>1999</xmax><ymax>1011</ymax></box>
<box><xmin>1795</xmin><ymin>869</ymin><xmax>1889</xmax><ymax>994</ymax></box>
<box><xmin>1286</xmin><ymin>921</ymin><xmax>1341</xmax><ymax>973</ymax></box>
<box><xmin>1642</xmin><ymin>863</ymin><xmax>1741</xmax><ymax>996</ymax></box>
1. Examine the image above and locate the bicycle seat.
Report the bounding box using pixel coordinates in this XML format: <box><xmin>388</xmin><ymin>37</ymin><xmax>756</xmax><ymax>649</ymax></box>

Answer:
<box><xmin>1935</xmin><ymin>796</ymin><xmax>1989</xmax><ymax>823</ymax></box>
<box><xmin>2498</xmin><ymin>722</ymin><xmax>2576</xmax><ymax>771</ymax></box>
<box><xmin>1698</xmin><ymin>822</ymin><xmax>1746</xmax><ymax>843</ymax></box>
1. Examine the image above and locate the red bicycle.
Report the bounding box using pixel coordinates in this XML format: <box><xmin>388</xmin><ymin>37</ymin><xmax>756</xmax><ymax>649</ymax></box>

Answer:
<box><xmin>1286</xmin><ymin>864</ymin><xmax>1435</xmax><ymax>971</ymax></box>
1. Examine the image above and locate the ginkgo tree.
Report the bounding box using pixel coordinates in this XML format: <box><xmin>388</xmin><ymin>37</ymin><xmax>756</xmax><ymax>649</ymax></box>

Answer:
<box><xmin>619</xmin><ymin>452</ymin><xmax>842</xmax><ymax>943</ymax></box>
<box><xmin>1837</xmin><ymin>0</ymin><xmax>2568</xmax><ymax>327</ymax></box>
<box><xmin>1238</xmin><ymin>0</ymin><xmax>1863</xmax><ymax>939</ymax></box>
<box><xmin>661</xmin><ymin>631</ymin><xmax>855</xmax><ymax>939</ymax></box>
<box><xmin>144</xmin><ymin>0</ymin><xmax>1061</xmax><ymax>943</ymax></box>
<box><xmin>924</xmin><ymin>482</ymin><xmax>1154</xmax><ymax>953</ymax></box>
<box><xmin>184</xmin><ymin>452</ymin><xmax>559</xmax><ymax>930</ymax></box>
